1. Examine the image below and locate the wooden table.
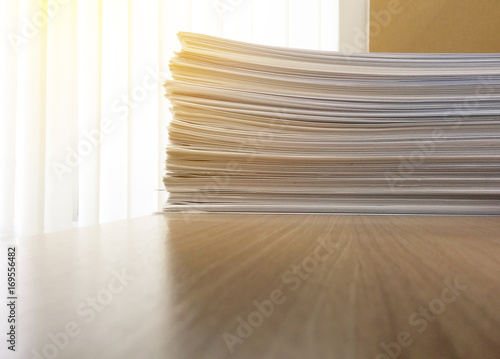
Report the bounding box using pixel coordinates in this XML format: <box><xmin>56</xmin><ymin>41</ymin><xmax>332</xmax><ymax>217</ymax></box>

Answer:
<box><xmin>4</xmin><ymin>214</ymin><xmax>500</xmax><ymax>358</ymax></box>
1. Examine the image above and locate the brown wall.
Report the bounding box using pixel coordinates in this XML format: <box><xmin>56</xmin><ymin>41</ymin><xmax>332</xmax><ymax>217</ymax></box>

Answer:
<box><xmin>370</xmin><ymin>0</ymin><xmax>500</xmax><ymax>53</ymax></box>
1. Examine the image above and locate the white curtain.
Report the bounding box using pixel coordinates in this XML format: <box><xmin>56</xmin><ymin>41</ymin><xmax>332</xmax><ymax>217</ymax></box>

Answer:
<box><xmin>0</xmin><ymin>0</ymin><xmax>340</xmax><ymax>238</ymax></box>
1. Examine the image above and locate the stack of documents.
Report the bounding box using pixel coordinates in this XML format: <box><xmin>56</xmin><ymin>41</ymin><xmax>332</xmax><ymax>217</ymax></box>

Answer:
<box><xmin>163</xmin><ymin>32</ymin><xmax>500</xmax><ymax>214</ymax></box>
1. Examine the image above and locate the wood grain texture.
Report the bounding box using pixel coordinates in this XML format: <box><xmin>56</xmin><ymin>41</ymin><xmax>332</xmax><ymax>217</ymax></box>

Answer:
<box><xmin>10</xmin><ymin>214</ymin><xmax>500</xmax><ymax>358</ymax></box>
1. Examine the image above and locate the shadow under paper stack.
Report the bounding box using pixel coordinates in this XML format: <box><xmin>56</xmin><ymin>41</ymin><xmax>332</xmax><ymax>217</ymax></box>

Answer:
<box><xmin>163</xmin><ymin>32</ymin><xmax>500</xmax><ymax>214</ymax></box>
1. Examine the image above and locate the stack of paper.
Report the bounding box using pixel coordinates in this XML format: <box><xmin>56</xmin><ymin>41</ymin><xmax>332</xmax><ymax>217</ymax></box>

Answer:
<box><xmin>163</xmin><ymin>32</ymin><xmax>500</xmax><ymax>214</ymax></box>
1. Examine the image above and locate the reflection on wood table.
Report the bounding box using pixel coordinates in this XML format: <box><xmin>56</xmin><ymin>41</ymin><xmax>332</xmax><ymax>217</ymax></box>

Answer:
<box><xmin>12</xmin><ymin>214</ymin><xmax>500</xmax><ymax>358</ymax></box>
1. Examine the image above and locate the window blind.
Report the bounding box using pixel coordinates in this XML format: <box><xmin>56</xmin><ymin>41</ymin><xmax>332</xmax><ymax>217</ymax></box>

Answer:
<box><xmin>0</xmin><ymin>0</ymin><xmax>339</xmax><ymax>238</ymax></box>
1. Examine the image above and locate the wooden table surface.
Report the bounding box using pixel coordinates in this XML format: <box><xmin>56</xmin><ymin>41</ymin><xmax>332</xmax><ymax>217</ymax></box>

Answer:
<box><xmin>4</xmin><ymin>214</ymin><xmax>500</xmax><ymax>358</ymax></box>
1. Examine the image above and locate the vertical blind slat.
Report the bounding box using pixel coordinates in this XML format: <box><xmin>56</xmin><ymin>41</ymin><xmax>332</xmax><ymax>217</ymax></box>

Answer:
<box><xmin>252</xmin><ymin>0</ymin><xmax>288</xmax><ymax>47</ymax></box>
<box><xmin>45</xmin><ymin>0</ymin><xmax>78</xmax><ymax>233</ymax></box>
<box><xmin>77</xmin><ymin>0</ymin><xmax>102</xmax><ymax>227</ymax></box>
<box><xmin>321</xmin><ymin>0</ymin><xmax>340</xmax><ymax>51</ymax></box>
<box><xmin>128</xmin><ymin>0</ymin><xmax>160</xmax><ymax>218</ymax></box>
<box><xmin>223</xmin><ymin>0</ymin><xmax>253</xmax><ymax>42</ymax></box>
<box><xmin>158</xmin><ymin>0</ymin><xmax>193</xmax><ymax>209</ymax></box>
<box><xmin>15</xmin><ymin>0</ymin><xmax>47</xmax><ymax>237</ymax></box>
<box><xmin>0</xmin><ymin>0</ymin><xmax>19</xmax><ymax>239</ymax></box>
<box><xmin>192</xmin><ymin>0</ymin><xmax>223</xmax><ymax>37</ymax></box>
<box><xmin>289</xmin><ymin>0</ymin><xmax>321</xmax><ymax>50</ymax></box>
<box><xmin>100</xmin><ymin>0</ymin><xmax>129</xmax><ymax>223</ymax></box>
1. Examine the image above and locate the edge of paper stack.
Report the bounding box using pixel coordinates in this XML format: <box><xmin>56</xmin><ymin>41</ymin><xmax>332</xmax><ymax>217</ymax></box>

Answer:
<box><xmin>163</xmin><ymin>32</ymin><xmax>500</xmax><ymax>215</ymax></box>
